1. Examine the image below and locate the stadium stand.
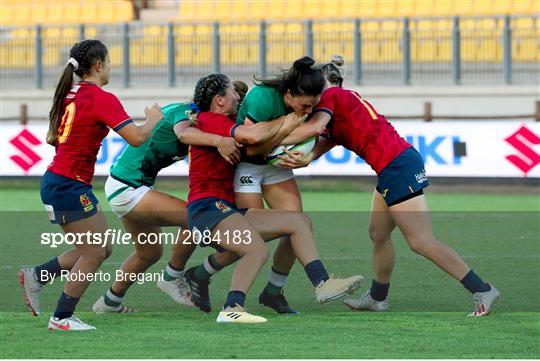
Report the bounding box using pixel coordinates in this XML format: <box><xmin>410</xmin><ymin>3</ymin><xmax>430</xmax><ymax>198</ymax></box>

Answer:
<box><xmin>0</xmin><ymin>0</ymin><xmax>537</xmax><ymax>78</ymax></box>
<box><xmin>0</xmin><ymin>0</ymin><xmax>133</xmax><ymax>26</ymax></box>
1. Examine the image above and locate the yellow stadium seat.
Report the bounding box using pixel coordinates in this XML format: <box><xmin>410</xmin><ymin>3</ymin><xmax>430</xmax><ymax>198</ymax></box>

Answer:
<box><xmin>214</xmin><ymin>0</ymin><xmax>233</xmax><ymax>21</ymax></box>
<box><xmin>197</xmin><ymin>1</ymin><xmax>216</xmax><ymax>22</ymax></box>
<box><xmin>285</xmin><ymin>1</ymin><xmax>305</xmax><ymax>19</ymax></box>
<box><xmin>491</xmin><ymin>0</ymin><xmax>514</xmax><ymax>15</ymax></box>
<box><xmin>414</xmin><ymin>0</ymin><xmax>436</xmax><ymax>16</ymax></box>
<box><xmin>321</xmin><ymin>1</ymin><xmax>341</xmax><ymax>18</ymax></box>
<box><xmin>514</xmin><ymin>17</ymin><xmax>534</xmax><ymax>29</ymax></box>
<box><xmin>513</xmin><ymin>0</ymin><xmax>538</xmax><ymax>15</ymax></box>
<box><xmin>452</xmin><ymin>0</ymin><xmax>475</xmax><ymax>16</ymax></box>
<box><xmin>98</xmin><ymin>3</ymin><xmax>116</xmax><ymax>23</ymax></box>
<box><xmin>0</xmin><ymin>5</ymin><xmax>14</xmax><ymax>26</ymax></box>
<box><xmin>29</xmin><ymin>4</ymin><xmax>48</xmax><ymax>25</ymax></box>
<box><xmin>250</xmin><ymin>1</ymin><xmax>269</xmax><ymax>20</ymax></box>
<box><xmin>356</xmin><ymin>0</ymin><xmax>380</xmax><ymax>18</ymax></box>
<box><xmin>303</xmin><ymin>0</ymin><xmax>322</xmax><ymax>19</ymax></box>
<box><xmin>471</xmin><ymin>0</ymin><xmax>495</xmax><ymax>15</ymax></box>
<box><xmin>396</xmin><ymin>0</ymin><xmax>417</xmax><ymax>17</ymax></box>
<box><xmin>83</xmin><ymin>4</ymin><xmax>99</xmax><ymax>24</ymax></box>
<box><xmin>267</xmin><ymin>1</ymin><xmax>287</xmax><ymax>19</ymax></box>
<box><xmin>116</xmin><ymin>0</ymin><xmax>134</xmax><ymax>21</ymax></box>
<box><xmin>62</xmin><ymin>4</ymin><xmax>81</xmax><ymax>23</ymax></box>
<box><xmin>376</xmin><ymin>0</ymin><xmax>397</xmax><ymax>18</ymax></box>
<box><xmin>48</xmin><ymin>5</ymin><xmax>64</xmax><ymax>24</ymax></box>
<box><xmin>230</xmin><ymin>0</ymin><xmax>251</xmax><ymax>21</ymax></box>
<box><xmin>339</xmin><ymin>0</ymin><xmax>362</xmax><ymax>18</ymax></box>
<box><xmin>12</xmin><ymin>4</ymin><xmax>31</xmax><ymax>25</ymax></box>
<box><xmin>432</xmin><ymin>0</ymin><xmax>455</xmax><ymax>16</ymax></box>
<box><xmin>177</xmin><ymin>0</ymin><xmax>197</xmax><ymax>21</ymax></box>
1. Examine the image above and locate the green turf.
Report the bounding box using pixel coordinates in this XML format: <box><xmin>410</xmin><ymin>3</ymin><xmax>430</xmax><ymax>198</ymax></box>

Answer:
<box><xmin>1</xmin><ymin>187</ymin><xmax>539</xmax><ymax>358</ymax></box>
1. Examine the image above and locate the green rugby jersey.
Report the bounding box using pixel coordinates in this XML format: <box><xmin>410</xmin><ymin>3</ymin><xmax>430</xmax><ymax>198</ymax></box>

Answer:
<box><xmin>235</xmin><ymin>85</ymin><xmax>287</xmax><ymax>125</ymax></box>
<box><xmin>110</xmin><ymin>103</ymin><xmax>190</xmax><ymax>187</ymax></box>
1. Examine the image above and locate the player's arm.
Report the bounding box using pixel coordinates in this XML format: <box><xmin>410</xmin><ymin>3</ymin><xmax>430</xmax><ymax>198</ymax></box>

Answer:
<box><xmin>280</xmin><ymin>110</ymin><xmax>332</xmax><ymax>145</ymax></box>
<box><xmin>278</xmin><ymin>135</ymin><xmax>336</xmax><ymax>169</ymax></box>
<box><xmin>234</xmin><ymin>115</ymin><xmax>295</xmax><ymax>145</ymax></box>
<box><xmin>243</xmin><ymin>113</ymin><xmax>308</xmax><ymax>157</ymax></box>
<box><xmin>116</xmin><ymin>103</ymin><xmax>163</xmax><ymax>146</ymax></box>
<box><xmin>174</xmin><ymin>122</ymin><xmax>242</xmax><ymax>164</ymax></box>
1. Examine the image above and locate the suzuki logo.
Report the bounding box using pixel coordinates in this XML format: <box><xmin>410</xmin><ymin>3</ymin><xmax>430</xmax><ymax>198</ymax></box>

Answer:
<box><xmin>9</xmin><ymin>129</ymin><xmax>42</xmax><ymax>172</ymax></box>
<box><xmin>505</xmin><ymin>126</ymin><xmax>540</xmax><ymax>176</ymax></box>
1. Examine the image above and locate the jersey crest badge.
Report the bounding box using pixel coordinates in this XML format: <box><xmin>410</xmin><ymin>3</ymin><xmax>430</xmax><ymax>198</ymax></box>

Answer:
<box><xmin>215</xmin><ymin>201</ymin><xmax>231</xmax><ymax>213</ymax></box>
<box><xmin>80</xmin><ymin>194</ymin><xmax>94</xmax><ymax>212</ymax></box>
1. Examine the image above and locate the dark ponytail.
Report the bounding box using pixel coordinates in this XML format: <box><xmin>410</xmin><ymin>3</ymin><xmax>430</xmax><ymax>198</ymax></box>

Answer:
<box><xmin>189</xmin><ymin>73</ymin><xmax>231</xmax><ymax>124</ymax></box>
<box><xmin>254</xmin><ymin>56</ymin><xmax>325</xmax><ymax>97</ymax></box>
<box><xmin>47</xmin><ymin>39</ymin><xmax>108</xmax><ymax>145</ymax></box>
<box><xmin>319</xmin><ymin>55</ymin><xmax>345</xmax><ymax>87</ymax></box>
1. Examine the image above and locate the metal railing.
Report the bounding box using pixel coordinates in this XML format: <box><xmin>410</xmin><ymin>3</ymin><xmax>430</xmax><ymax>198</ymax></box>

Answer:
<box><xmin>0</xmin><ymin>15</ymin><xmax>538</xmax><ymax>89</ymax></box>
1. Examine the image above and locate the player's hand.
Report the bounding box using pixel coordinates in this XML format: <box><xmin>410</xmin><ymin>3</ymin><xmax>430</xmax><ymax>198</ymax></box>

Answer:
<box><xmin>217</xmin><ymin>137</ymin><xmax>242</xmax><ymax>165</ymax></box>
<box><xmin>145</xmin><ymin>103</ymin><xmax>163</xmax><ymax>124</ymax></box>
<box><xmin>278</xmin><ymin>148</ymin><xmax>314</xmax><ymax>169</ymax></box>
<box><xmin>283</xmin><ymin>113</ymin><xmax>308</xmax><ymax>132</ymax></box>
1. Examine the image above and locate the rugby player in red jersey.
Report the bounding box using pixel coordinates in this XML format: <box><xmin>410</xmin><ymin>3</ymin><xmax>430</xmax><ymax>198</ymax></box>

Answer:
<box><xmin>18</xmin><ymin>40</ymin><xmax>163</xmax><ymax>331</ymax></box>
<box><xmin>183</xmin><ymin>73</ymin><xmax>363</xmax><ymax>323</ymax></box>
<box><xmin>278</xmin><ymin>57</ymin><xmax>500</xmax><ymax>317</ymax></box>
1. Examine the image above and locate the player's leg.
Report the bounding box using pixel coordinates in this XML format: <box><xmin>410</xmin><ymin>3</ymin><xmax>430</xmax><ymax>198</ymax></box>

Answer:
<box><xmin>116</xmin><ymin>188</ymin><xmax>196</xmax><ymax>300</ymax></box>
<box><xmin>235</xmin><ymin>163</ymin><xmax>301</xmax><ymax>313</ymax></box>
<box><xmin>47</xmin><ymin>209</ymin><xmax>112</xmax><ymax>331</ymax></box>
<box><xmin>93</xmin><ymin>219</ymin><xmax>161</xmax><ymax>313</ymax></box>
<box><xmin>389</xmin><ymin>194</ymin><xmax>500</xmax><ymax>316</ymax></box>
<box><xmin>259</xmin><ymin>177</ymin><xmax>302</xmax><ymax>313</ymax></box>
<box><xmin>244</xmin><ymin>209</ymin><xmax>364</xmax><ymax>305</ymax></box>
<box><xmin>95</xmin><ymin>187</ymin><xmax>195</xmax><ymax>312</ymax></box>
<box><xmin>211</xmin><ymin>213</ymin><xmax>270</xmax><ymax>323</ymax></box>
<box><xmin>19</xmin><ymin>248</ymin><xmax>81</xmax><ymax>317</ymax></box>
<box><xmin>345</xmin><ymin>190</ymin><xmax>395</xmax><ymax>311</ymax></box>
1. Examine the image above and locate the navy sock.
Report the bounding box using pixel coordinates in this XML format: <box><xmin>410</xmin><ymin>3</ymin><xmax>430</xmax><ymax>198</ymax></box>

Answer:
<box><xmin>224</xmin><ymin>290</ymin><xmax>246</xmax><ymax>309</ymax></box>
<box><xmin>460</xmin><ymin>270</ymin><xmax>491</xmax><ymax>294</ymax></box>
<box><xmin>304</xmin><ymin>260</ymin><xmax>329</xmax><ymax>287</ymax></box>
<box><xmin>369</xmin><ymin>279</ymin><xmax>390</xmax><ymax>301</ymax></box>
<box><xmin>34</xmin><ymin>258</ymin><xmax>62</xmax><ymax>285</ymax></box>
<box><xmin>53</xmin><ymin>292</ymin><xmax>80</xmax><ymax>319</ymax></box>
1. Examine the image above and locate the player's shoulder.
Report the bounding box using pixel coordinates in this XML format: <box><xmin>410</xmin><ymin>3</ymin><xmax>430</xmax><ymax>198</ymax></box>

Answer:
<box><xmin>90</xmin><ymin>85</ymin><xmax>121</xmax><ymax>105</ymax></box>
<box><xmin>246</xmin><ymin>85</ymin><xmax>280</xmax><ymax>103</ymax></box>
<box><xmin>197</xmin><ymin>111</ymin><xmax>229</xmax><ymax>124</ymax></box>
<box><xmin>324</xmin><ymin>86</ymin><xmax>345</xmax><ymax>96</ymax></box>
<box><xmin>161</xmin><ymin>102</ymin><xmax>191</xmax><ymax>124</ymax></box>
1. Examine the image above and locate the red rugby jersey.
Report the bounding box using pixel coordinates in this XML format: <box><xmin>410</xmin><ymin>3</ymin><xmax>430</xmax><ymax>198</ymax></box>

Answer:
<box><xmin>188</xmin><ymin>112</ymin><xmax>239</xmax><ymax>204</ymax></box>
<box><xmin>47</xmin><ymin>81</ymin><xmax>132</xmax><ymax>184</ymax></box>
<box><xmin>315</xmin><ymin>86</ymin><xmax>411</xmax><ymax>174</ymax></box>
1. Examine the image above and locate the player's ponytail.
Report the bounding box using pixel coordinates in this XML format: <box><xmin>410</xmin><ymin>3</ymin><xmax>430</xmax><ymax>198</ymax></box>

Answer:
<box><xmin>47</xmin><ymin>40</ymin><xmax>108</xmax><ymax>146</ymax></box>
<box><xmin>46</xmin><ymin>63</ymin><xmax>75</xmax><ymax>145</ymax></box>
<box><xmin>319</xmin><ymin>55</ymin><xmax>345</xmax><ymax>87</ymax></box>
<box><xmin>254</xmin><ymin>55</ymin><xmax>324</xmax><ymax>97</ymax></box>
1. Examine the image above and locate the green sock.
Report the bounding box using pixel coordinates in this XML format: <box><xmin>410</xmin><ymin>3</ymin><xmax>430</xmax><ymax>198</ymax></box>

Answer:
<box><xmin>104</xmin><ymin>289</ymin><xmax>122</xmax><ymax>307</ymax></box>
<box><xmin>265</xmin><ymin>281</ymin><xmax>283</xmax><ymax>296</ymax></box>
<box><xmin>194</xmin><ymin>263</ymin><xmax>212</xmax><ymax>281</ymax></box>
<box><xmin>163</xmin><ymin>263</ymin><xmax>184</xmax><ymax>281</ymax></box>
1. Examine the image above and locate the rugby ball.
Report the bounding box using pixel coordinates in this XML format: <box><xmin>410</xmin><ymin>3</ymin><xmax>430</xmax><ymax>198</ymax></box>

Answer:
<box><xmin>267</xmin><ymin>136</ymin><xmax>316</xmax><ymax>168</ymax></box>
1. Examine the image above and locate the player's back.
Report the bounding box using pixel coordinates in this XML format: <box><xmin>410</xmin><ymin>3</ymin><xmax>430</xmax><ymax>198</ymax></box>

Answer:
<box><xmin>188</xmin><ymin>112</ymin><xmax>238</xmax><ymax>204</ymax></box>
<box><xmin>48</xmin><ymin>81</ymin><xmax>131</xmax><ymax>184</ymax></box>
<box><xmin>320</xmin><ymin>86</ymin><xmax>410</xmax><ymax>174</ymax></box>
<box><xmin>110</xmin><ymin>103</ymin><xmax>190</xmax><ymax>187</ymax></box>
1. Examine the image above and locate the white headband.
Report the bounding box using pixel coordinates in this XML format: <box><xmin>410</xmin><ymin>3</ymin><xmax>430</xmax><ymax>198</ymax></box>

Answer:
<box><xmin>67</xmin><ymin>57</ymin><xmax>79</xmax><ymax>70</ymax></box>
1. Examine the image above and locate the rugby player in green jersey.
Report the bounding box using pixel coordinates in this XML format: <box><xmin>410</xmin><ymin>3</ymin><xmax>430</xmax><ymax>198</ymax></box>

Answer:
<box><xmin>92</xmin><ymin>84</ymin><xmax>247</xmax><ymax>313</ymax></box>
<box><xmin>232</xmin><ymin>56</ymin><xmax>326</xmax><ymax>314</ymax></box>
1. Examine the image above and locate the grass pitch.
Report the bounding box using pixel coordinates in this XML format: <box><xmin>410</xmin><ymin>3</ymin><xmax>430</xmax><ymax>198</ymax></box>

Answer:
<box><xmin>1</xmin><ymin>185</ymin><xmax>539</xmax><ymax>358</ymax></box>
